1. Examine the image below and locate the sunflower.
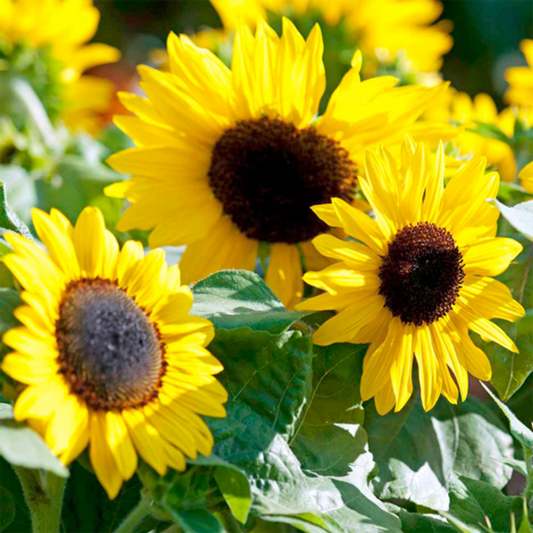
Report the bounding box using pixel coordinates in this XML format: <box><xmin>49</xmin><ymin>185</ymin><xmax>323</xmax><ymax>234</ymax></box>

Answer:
<box><xmin>505</xmin><ymin>39</ymin><xmax>533</xmax><ymax>109</ymax></box>
<box><xmin>0</xmin><ymin>0</ymin><xmax>120</xmax><ymax>132</ymax></box>
<box><xmin>106</xmin><ymin>19</ymin><xmax>449</xmax><ymax>309</ymax></box>
<box><xmin>425</xmin><ymin>88</ymin><xmax>517</xmax><ymax>182</ymax></box>
<box><xmin>1</xmin><ymin>207</ymin><xmax>227</xmax><ymax>499</ymax></box>
<box><xmin>297</xmin><ymin>138</ymin><xmax>525</xmax><ymax>414</ymax></box>
<box><xmin>206</xmin><ymin>0</ymin><xmax>452</xmax><ymax>79</ymax></box>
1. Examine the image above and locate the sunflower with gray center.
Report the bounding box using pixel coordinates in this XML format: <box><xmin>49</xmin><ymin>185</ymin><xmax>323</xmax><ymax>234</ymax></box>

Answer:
<box><xmin>106</xmin><ymin>17</ymin><xmax>449</xmax><ymax>309</ymax></box>
<box><xmin>297</xmin><ymin>139</ymin><xmax>525</xmax><ymax>414</ymax></box>
<box><xmin>1</xmin><ymin>207</ymin><xmax>227</xmax><ymax>499</ymax></box>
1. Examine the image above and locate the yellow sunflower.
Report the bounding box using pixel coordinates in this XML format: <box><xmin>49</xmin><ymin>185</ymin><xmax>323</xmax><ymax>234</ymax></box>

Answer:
<box><xmin>505</xmin><ymin>39</ymin><xmax>533</xmax><ymax>109</ymax></box>
<box><xmin>425</xmin><ymin>88</ymin><xmax>517</xmax><ymax>182</ymax></box>
<box><xmin>0</xmin><ymin>0</ymin><xmax>120</xmax><ymax>132</ymax></box>
<box><xmin>207</xmin><ymin>0</ymin><xmax>452</xmax><ymax>76</ymax></box>
<box><xmin>106</xmin><ymin>19</ymin><xmax>449</xmax><ymax>309</ymax></box>
<box><xmin>297</xmin><ymin>138</ymin><xmax>525</xmax><ymax>414</ymax></box>
<box><xmin>1</xmin><ymin>207</ymin><xmax>227</xmax><ymax>499</ymax></box>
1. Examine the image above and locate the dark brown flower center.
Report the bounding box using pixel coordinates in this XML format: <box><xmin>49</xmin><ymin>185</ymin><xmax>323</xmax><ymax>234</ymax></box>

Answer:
<box><xmin>378</xmin><ymin>223</ymin><xmax>465</xmax><ymax>326</ymax></box>
<box><xmin>208</xmin><ymin>116</ymin><xmax>357</xmax><ymax>243</ymax></box>
<box><xmin>56</xmin><ymin>279</ymin><xmax>166</xmax><ymax>411</ymax></box>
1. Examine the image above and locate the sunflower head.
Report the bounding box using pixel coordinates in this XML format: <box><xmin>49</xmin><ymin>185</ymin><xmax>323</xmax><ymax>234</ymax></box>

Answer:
<box><xmin>0</xmin><ymin>0</ymin><xmax>120</xmax><ymax>129</ymax></box>
<box><xmin>106</xmin><ymin>17</ymin><xmax>448</xmax><ymax>309</ymax></box>
<box><xmin>298</xmin><ymin>138</ymin><xmax>525</xmax><ymax>415</ymax></box>
<box><xmin>2</xmin><ymin>207</ymin><xmax>227</xmax><ymax>499</ymax></box>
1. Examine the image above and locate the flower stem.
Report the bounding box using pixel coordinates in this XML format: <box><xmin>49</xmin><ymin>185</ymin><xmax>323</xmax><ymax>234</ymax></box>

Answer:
<box><xmin>113</xmin><ymin>497</ymin><xmax>152</xmax><ymax>533</ymax></box>
<box><xmin>13</xmin><ymin>466</ymin><xmax>67</xmax><ymax>533</ymax></box>
<box><xmin>519</xmin><ymin>243</ymin><xmax>532</xmax><ymax>305</ymax></box>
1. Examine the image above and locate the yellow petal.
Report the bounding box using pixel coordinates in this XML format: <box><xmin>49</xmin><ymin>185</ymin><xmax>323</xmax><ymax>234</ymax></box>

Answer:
<box><xmin>265</xmin><ymin>243</ymin><xmax>303</xmax><ymax>310</ymax></box>
<box><xmin>462</xmin><ymin>238</ymin><xmax>523</xmax><ymax>277</ymax></box>
<box><xmin>90</xmin><ymin>412</ymin><xmax>123</xmax><ymax>500</ymax></box>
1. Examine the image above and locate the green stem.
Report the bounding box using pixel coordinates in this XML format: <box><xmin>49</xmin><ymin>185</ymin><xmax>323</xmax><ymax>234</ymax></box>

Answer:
<box><xmin>523</xmin><ymin>444</ymin><xmax>533</xmax><ymax>502</ymax></box>
<box><xmin>13</xmin><ymin>466</ymin><xmax>67</xmax><ymax>533</ymax></box>
<box><xmin>113</xmin><ymin>497</ymin><xmax>152</xmax><ymax>533</ymax></box>
<box><xmin>519</xmin><ymin>244</ymin><xmax>532</xmax><ymax>305</ymax></box>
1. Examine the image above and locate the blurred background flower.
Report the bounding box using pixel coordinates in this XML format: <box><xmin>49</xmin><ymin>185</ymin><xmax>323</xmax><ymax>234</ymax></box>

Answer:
<box><xmin>92</xmin><ymin>0</ymin><xmax>532</xmax><ymax>107</ymax></box>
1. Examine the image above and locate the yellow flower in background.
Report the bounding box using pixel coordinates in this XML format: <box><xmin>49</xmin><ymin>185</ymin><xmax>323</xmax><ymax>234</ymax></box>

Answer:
<box><xmin>520</xmin><ymin>161</ymin><xmax>533</xmax><ymax>193</ymax></box>
<box><xmin>0</xmin><ymin>0</ymin><xmax>120</xmax><ymax>132</ymax></box>
<box><xmin>505</xmin><ymin>39</ymin><xmax>533</xmax><ymax>109</ymax></box>
<box><xmin>208</xmin><ymin>0</ymin><xmax>453</xmax><ymax>76</ymax></box>
<box><xmin>2</xmin><ymin>207</ymin><xmax>227</xmax><ymax>499</ymax></box>
<box><xmin>425</xmin><ymin>88</ymin><xmax>517</xmax><ymax>181</ymax></box>
<box><xmin>297</xmin><ymin>139</ymin><xmax>524</xmax><ymax>415</ymax></box>
<box><xmin>106</xmin><ymin>19</ymin><xmax>450</xmax><ymax>309</ymax></box>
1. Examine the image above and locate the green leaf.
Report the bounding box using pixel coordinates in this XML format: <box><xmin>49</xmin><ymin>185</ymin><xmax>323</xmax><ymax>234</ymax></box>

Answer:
<box><xmin>61</xmin><ymin>461</ymin><xmax>145</xmax><ymax>533</ymax></box>
<box><xmin>172</xmin><ymin>509</ymin><xmax>224</xmax><ymax>533</ymax></box>
<box><xmin>0</xmin><ymin>487</ymin><xmax>15</xmax><ymax>532</ymax></box>
<box><xmin>481</xmin><ymin>382</ymin><xmax>533</xmax><ymax>452</ymax></box>
<box><xmin>469</xmin><ymin>121</ymin><xmax>510</xmax><ymax>143</ymax></box>
<box><xmin>186</xmin><ymin>454</ymin><xmax>251</xmax><ymax>524</ymax></box>
<box><xmin>0</xmin><ymin>404</ymin><xmax>68</xmax><ymax>477</ymax></box>
<box><xmin>290</xmin><ymin>343</ymin><xmax>367</xmax><ymax>476</ymax></box>
<box><xmin>209</xmin><ymin>329</ymin><xmax>401</xmax><ymax>532</ymax></box>
<box><xmin>192</xmin><ymin>270</ymin><xmax>311</xmax><ymax>333</ymax></box>
<box><xmin>443</xmin><ymin>475</ymin><xmax>523</xmax><ymax>533</ymax></box>
<box><xmin>210</xmin><ymin>328</ymin><xmax>313</xmax><ymax>438</ymax></box>
<box><xmin>214</xmin><ymin>466</ymin><xmax>251</xmax><ymax>524</ymax></box>
<box><xmin>492</xmin><ymin>200</ymin><xmax>533</xmax><ymax>241</ymax></box>
<box><xmin>365</xmin><ymin>396</ymin><xmax>514</xmax><ymax>511</ymax></box>
<box><xmin>493</xmin><ymin>457</ymin><xmax>528</xmax><ymax>477</ymax></box>
<box><xmin>0</xmin><ymin>457</ymin><xmax>31</xmax><ymax>533</ymax></box>
<box><xmin>398</xmin><ymin>509</ymin><xmax>458</xmax><ymax>533</ymax></box>
<box><xmin>0</xmin><ymin>182</ymin><xmax>32</xmax><ymax>240</ymax></box>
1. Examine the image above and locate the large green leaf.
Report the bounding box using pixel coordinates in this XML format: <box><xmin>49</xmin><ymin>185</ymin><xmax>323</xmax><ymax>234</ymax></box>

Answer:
<box><xmin>0</xmin><ymin>487</ymin><xmax>15</xmax><ymax>532</ymax></box>
<box><xmin>365</xmin><ymin>395</ymin><xmax>514</xmax><ymax>511</ymax></box>
<box><xmin>192</xmin><ymin>270</ymin><xmax>311</xmax><ymax>333</ymax></box>
<box><xmin>481</xmin><ymin>383</ymin><xmax>533</xmax><ymax>453</ymax></box>
<box><xmin>209</xmin><ymin>328</ymin><xmax>401</xmax><ymax>532</ymax></box>
<box><xmin>0</xmin><ymin>404</ymin><xmax>68</xmax><ymax>477</ymax></box>
<box><xmin>210</xmin><ymin>328</ymin><xmax>313</xmax><ymax>440</ymax></box>
<box><xmin>443</xmin><ymin>475</ymin><xmax>523</xmax><ymax>533</ymax></box>
<box><xmin>398</xmin><ymin>509</ymin><xmax>458</xmax><ymax>533</ymax></box>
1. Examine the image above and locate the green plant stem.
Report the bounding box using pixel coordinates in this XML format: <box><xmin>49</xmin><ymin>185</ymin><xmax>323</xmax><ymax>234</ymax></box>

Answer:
<box><xmin>519</xmin><ymin>243</ymin><xmax>532</xmax><ymax>305</ymax></box>
<box><xmin>113</xmin><ymin>497</ymin><xmax>152</xmax><ymax>533</ymax></box>
<box><xmin>523</xmin><ymin>445</ymin><xmax>533</xmax><ymax>502</ymax></box>
<box><xmin>13</xmin><ymin>466</ymin><xmax>66</xmax><ymax>533</ymax></box>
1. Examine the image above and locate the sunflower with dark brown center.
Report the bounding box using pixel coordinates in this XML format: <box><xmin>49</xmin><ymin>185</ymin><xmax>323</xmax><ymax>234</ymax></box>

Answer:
<box><xmin>2</xmin><ymin>207</ymin><xmax>227</xmax><ymax>499</ymax></box>
<box><xmin>298</xmin><ymin>139</ymin><xmax>524</xmax><ymax>415</ymax></box>
<box><xmin>106</xmin><ymin>18</ymin><xmax>448</xmax><ymax>308</ymax></box>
